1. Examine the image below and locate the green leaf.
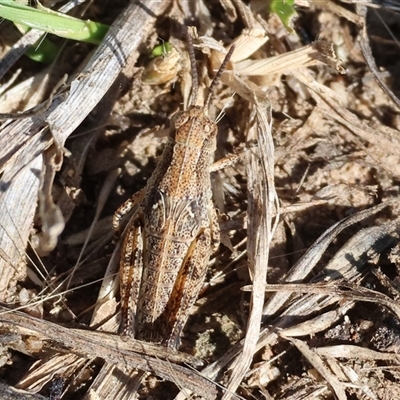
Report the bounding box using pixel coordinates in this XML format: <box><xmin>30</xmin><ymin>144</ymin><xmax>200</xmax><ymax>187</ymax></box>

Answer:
<box><xmin>269</xmin><ymin>0</ymin><xmax>297</xmax><ymax>32</ymax></box>
<box><xmin>25</xmin><ymin>37</ymin><xmax>59</xmax><ymax>64</ymax></box>
<box><xmin>0</xmin><ymin>0</ymin><xmax>109</xmax><ymax>44</ymax></box>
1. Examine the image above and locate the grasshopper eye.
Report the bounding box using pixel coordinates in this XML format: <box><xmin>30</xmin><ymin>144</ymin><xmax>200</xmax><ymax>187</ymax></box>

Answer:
<box><xmin>170</xmin><ymin>111</ymin><xmax>189</xmax><ymax>129</ymax></box>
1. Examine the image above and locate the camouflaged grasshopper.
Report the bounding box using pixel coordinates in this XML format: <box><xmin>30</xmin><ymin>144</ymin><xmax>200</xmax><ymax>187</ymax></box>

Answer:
<box><xmin>113</xmin><ymin>36</ymin><xmax>234</xmax><ymax>349</ymax></box>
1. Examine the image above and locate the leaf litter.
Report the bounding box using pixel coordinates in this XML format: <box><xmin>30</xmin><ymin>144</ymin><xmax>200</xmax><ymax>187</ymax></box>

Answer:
<box><xmin>0</xmin><ymin>0</ymin><xmax>400</xmax><ymax>399</ymax></box>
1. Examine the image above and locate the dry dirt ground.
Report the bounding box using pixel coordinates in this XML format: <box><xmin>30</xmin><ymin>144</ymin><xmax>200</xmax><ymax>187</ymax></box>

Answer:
<box><xmin>0</xmin><ymin>1</ymin><xmax>400</xmax><ymax>399</ymax></box>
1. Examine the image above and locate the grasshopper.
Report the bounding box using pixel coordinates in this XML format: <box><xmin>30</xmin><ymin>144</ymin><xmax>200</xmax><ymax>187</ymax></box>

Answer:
<box><xmin>113</xmin><ymin>36</ymin><xmax>234</xmax><ymax>349</ymax></box>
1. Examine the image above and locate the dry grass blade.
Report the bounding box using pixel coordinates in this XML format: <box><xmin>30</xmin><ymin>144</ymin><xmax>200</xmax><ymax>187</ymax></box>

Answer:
<box><xmin>356</xmin><ymin>4</ymin><xmax>400</xmax><ymax>109</ymax></box>
<box><xmin>47</xmin><ymin>1</ymin><xmax>172</xmax><ymax>145</ymax></box>
<box><xmin>222</xmin><ymin>102</ymin><xmax>276</xmax><ymax>399</ymax></box>
<box><xmin>0</xmin><ymin>154</ymin><xmax>43</xmax><ymax>298</ymax></box>
<box><xmin>291</xmin><ymin>69</ymin><xmax>400</xmax><ymax>173</ymax></box>
<box><xmin>263</xmin><ymin>203</ymin><xmax>387</xmax><ymax>317</ymax></box>
<box><xmin>315</xmin><ymin>344</ymin><xmax>400</xmax><ymax>362</ymax></box>
<box><xmin>0</xmin><ymin>305</ymin><xmax>218</xmax><ymax>398</ymax></box>
<box><xmin>16</xmin><ymin>354</ymin><xmax>88</xmax><ymax>394</ymax></box>
<box><xmin>0</xmin><ymin>381</ymin><xmax>47</xmax><ymax>400</ymax></box>
<box><xmin>234</xmin><ymin>40</ymin><xmax>345</xmax><ymax>76</ymax></box>
<box><xmin>84</xmin><ymin>364</ymin><xmax>146</xmax><ymax>400</ymax></box>
<box><xmin>0</xmin><ymin>29</ymin><xmax>45</xmax><ymax>81</ymax></box>
<box><xmin>286</xmin><ymin>337</ymin><xmax>348</xmax><ymax>400</ymax></box>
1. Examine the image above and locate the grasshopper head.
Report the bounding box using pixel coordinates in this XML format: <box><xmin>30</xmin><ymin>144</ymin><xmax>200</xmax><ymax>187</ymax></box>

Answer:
<box><xmin>170</xmin><ymin>106</ymin><xmax>218</xmax><ymax>152</ymax></box>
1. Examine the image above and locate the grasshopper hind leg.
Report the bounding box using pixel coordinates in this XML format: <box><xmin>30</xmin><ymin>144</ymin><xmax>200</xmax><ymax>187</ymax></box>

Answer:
<box><xmin>161</xmin><ymin>228</ymin><xmax>213</xmax><ymax>349</ymax></box>
<box><xmin>118</xmin><ymin>218</ymin><xmax>144</xmax><ymax>338</ymax></box>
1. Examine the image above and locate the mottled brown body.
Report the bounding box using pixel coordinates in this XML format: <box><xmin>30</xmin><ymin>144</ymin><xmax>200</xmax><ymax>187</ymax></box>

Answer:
<box><xmin>114</xmin><ymin>106</ymin><xmax>220</xmax><ymax>348</ymax></box>
<box><xmin>114</xmin><ymin>40</ymin><xmax>235</xmax><ymax>348</ymax></box>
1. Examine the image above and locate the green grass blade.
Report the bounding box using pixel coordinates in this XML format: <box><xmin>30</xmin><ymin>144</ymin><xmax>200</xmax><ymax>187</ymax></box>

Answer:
<box><xmin>0</xmin><ymin>0</ymin><xmax>109</xmax><ymax>44</ymax></box>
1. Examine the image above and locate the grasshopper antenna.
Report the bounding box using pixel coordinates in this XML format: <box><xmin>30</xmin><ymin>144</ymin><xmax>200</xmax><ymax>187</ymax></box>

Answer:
<box><xmin>204</xmin><ymin>45</ymin><xmax>235</xmax><ymax>110</ymax></box>
<box><xmin>187</xmin><ymin>31</ymin><xmax>199</xmax><ymax>107</ymax></box>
